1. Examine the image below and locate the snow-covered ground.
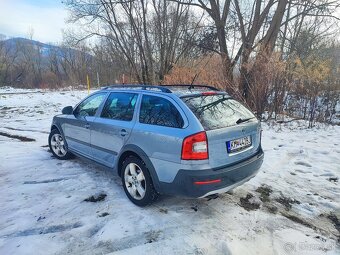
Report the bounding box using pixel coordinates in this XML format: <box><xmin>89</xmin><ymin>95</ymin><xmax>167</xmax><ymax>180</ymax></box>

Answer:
<box><xmin>0</xmin><ymin>88</ymin><xmax>339</xmax><ymax>255</ymax></box>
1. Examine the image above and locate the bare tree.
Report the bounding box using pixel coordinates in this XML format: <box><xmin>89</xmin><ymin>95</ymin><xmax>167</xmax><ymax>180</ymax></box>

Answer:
<box><xmin>0</xmin><ymin>35</ymin><xmax>19</xmax><ymax>85</ymax></box>
<box><xmin>170</xmin><ymin>0</ymin><xmax>339</xmax><ymax>103</ymax></box>
<box><xmin>64</xmin><ymin>0</ymin><xmax>202</xmax><ymax>84</ymax></box>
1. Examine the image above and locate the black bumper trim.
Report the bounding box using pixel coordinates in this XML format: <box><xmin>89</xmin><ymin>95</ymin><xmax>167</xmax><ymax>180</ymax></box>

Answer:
<box><xmin>158</xmin><ymin>148</ymin><xmax>264</xmax><ymax>198</ymax></box>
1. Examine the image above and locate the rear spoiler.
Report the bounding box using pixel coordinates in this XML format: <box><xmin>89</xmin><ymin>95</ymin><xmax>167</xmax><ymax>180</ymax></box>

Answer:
<box><xmin>180</xmin><ymin>91</ymin><xmax>230</xmax><ymax>99</ymax></box>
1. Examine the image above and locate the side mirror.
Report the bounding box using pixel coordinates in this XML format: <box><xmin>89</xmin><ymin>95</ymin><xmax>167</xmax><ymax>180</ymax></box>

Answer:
<box><xmin>62</xmin><ymin>106</ymin><xmax>73</xmax><ymax>115</ymax></box>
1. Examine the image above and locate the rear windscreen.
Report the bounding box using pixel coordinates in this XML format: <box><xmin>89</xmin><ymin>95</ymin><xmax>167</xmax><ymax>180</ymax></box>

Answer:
<box><xmin>182</xmin><ymin>95</ymin><xmax>256</xmax><ymax>130</ymax></box>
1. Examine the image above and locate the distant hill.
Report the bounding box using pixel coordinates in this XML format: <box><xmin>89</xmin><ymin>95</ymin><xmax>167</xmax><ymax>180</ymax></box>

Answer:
<box><xmin>2</xmin><ymin>37</ymin><xmax>91</xmax><ymax>63</ymax></box>
<box><xmin>3</xmin><ymin>37</ymin><xmax>60</xmax><ymax>56</ymax></box>
<box><xmin>0</xmin><ymin>37</ymin><xmax>95</xmax><ymax>88</ymax></box>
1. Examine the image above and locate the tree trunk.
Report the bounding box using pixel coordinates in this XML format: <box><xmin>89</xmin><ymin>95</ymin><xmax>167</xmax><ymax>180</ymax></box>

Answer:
<box><xmin>216</xmin><ymin>22</ymin><xmax>234</xmax><ymax>90</ymax></box>
<box><xmin>242</xmin><ymin>0</ymin><xmax>288</xmax><ymax>105</ymax></box>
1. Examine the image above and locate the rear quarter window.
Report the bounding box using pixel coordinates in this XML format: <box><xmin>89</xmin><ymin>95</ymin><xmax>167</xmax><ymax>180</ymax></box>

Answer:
<box><xmin>182</xmin><ymin>95</ymin><xmax>255</xmax><ymax>130</ymax></box>
<box><xmin>139</xmin><ymin>95</ymin><xmax>184</xmax><ymax>128</ymax></box>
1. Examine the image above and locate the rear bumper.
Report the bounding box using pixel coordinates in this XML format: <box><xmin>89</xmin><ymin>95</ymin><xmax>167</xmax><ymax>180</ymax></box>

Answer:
<box><xmin>158</xmin><ymin>148</ymin><xmax>264</xmax><ymax>198</ymax></box>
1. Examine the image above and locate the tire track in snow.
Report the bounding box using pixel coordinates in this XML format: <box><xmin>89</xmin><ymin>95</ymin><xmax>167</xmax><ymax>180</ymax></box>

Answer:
<box><xmin>3</xmin><ymin>126</ymin><xmax>49</xmax><ymax>134</ymax></box>
<box><xmin>1</xmin><ymin>222</ymin><xmax>83</xmax><ymax>238</ymax></box>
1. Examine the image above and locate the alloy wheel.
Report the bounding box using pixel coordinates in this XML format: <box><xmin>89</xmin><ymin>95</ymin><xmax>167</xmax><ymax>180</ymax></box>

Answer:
<box><xmin>124</xmin><ymin>163</ymin><xmax>146</xmax><ymax>200</ymax></box>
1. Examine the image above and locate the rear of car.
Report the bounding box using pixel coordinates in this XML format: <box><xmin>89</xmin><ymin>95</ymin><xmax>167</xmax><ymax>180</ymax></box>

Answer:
<box><xmin>50</xmin><ymin>85</ymin><xmax>263</xmax><ymax>205</ymax></box>
<box><xmin>154</xmin><ymin>91</ymin><xmax>264</xmax><ymax>198</ymax></box>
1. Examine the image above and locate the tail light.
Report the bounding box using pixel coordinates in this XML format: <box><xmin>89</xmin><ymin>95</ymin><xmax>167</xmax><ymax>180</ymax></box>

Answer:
<box><xmin>181</xmin><ymin>131</ymin><xmax>208</xmax><ymax>160</ymax></box>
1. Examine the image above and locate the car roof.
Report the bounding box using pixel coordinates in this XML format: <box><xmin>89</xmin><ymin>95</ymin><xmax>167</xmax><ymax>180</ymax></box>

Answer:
<box><xmin>101</xmin><ymin>84</ymin><xmax>228</xmax><ymax>98</ymax></box>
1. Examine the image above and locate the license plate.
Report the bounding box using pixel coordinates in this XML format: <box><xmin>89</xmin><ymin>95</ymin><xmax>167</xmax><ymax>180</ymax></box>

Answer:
<box><xmin>227</xmin><ymin>136</ymin><xmax>252</xmax><ymax>153</ymax></box>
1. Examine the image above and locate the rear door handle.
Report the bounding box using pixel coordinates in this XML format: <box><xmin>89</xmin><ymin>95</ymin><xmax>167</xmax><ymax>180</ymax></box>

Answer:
<box><xmin>120</xmin><ymin>129</ymin><xmax>128</xmax><ymax>137</ymax></box>
<box><xmin>84</xmin><ymin>124</ymin><xmax>90</xmax><ymax>129</ymax></box>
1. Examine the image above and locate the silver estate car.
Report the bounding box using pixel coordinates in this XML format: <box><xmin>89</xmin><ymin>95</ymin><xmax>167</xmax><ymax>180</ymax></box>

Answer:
<box><xmin>49</xmin><ymin>85</ymin><xmax>264</xmax><ymax>206</ymax></box>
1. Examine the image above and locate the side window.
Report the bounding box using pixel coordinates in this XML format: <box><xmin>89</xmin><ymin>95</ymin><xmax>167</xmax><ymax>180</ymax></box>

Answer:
<box><xmin>139</xmin><ymin>95</ymin><xmax>184</xmax><ymax>128</ymax></box>
<box><xmin>101</xmin><ymin>92</ymin><xmax>138</xmax><ymax>121</ymax></box>
<box><xmin>74</xmin><ymin>93</ymin><xmax>106</xmax><ymax>117</ymax></box>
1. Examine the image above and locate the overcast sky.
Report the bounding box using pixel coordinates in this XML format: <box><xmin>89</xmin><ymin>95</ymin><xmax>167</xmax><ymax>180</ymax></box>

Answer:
<box><xmin>0</xmin><ymin>0</ymin><xmax>69</xmax><ymax>43</ymax></box>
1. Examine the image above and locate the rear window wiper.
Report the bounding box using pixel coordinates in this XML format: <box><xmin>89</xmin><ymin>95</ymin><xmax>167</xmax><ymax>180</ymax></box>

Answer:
<box><xmin>236</xmin><ymin>117</ymin><xmax>255</xmax><ymax>124</ymax></box>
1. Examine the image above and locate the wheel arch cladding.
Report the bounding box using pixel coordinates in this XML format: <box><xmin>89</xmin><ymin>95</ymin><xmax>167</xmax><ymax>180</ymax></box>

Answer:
<box><xmin>117</xmin><ymin>144</ymin><xmax>161</xmax><ymax>192</ymax></box>
<box><xmin>50</xmin><ymin>123</ymin><xmax>64</xmax><ymax>136</ymax></box>
<box><xmin>51</xmin><ymin>124</ymin><xmax>60</xmax><ymax>132</ymax></box>
<box><xmin>118</xmin><ymin>151</ymin><xmax>141</xmax><ymax>176</ymax></box>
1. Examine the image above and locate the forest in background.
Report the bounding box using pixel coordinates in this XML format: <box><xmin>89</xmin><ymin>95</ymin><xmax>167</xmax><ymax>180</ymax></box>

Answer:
<box><xmin>0</xmin><ymin>0</ymin><xmax>339</xmax><ymax>126</ymax></box>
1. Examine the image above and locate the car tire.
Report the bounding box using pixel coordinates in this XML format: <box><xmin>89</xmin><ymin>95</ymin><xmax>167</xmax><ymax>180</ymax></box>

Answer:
<box><xmin>121</xmin><ymin>156</ymin><xmax>158</xmax><ymax>206</ymax></box>
<box><xmin>48</xmin><ymin>129</ymin><xmax>73</xmax><ymax>160</ymax></box>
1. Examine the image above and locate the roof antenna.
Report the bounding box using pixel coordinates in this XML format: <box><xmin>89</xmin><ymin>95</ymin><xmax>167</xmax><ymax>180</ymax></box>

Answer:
<box><xmin>189</xmin><ymin>73</ymin><xmax>199</xmax><ymax>91</ymax></box>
